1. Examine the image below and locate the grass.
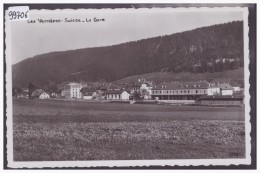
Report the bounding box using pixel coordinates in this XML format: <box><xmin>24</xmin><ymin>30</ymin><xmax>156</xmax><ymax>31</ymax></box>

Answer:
<box><xmin>13</xmin><ymin>98</ymin><xmax>245</xmax><ymax>161</ymax></box>
<box><xmin>115</xmin><ymin>68</ymin><xmax>244</xmax><ymax>85</ymax></box>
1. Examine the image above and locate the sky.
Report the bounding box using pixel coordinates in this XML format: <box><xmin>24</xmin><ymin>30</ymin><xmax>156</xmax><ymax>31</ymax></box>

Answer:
<box><xmin>8</xmin><ymin>8</ymin><xmax>244</xmax><ymax>64</ymax></box>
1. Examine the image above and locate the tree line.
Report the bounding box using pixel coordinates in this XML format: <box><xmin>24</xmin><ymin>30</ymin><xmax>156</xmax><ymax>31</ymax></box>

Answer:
<box><xmin>12</xmin><ymin>21</ymin><xmax>244</xmax><ymax>87</ymax></box>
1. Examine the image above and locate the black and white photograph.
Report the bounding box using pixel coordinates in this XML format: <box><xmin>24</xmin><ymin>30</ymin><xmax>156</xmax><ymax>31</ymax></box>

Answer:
<box><xmin>4</xmin><ymin>4</ymin><xmax>256</xmax><ymax>169</ymax></box>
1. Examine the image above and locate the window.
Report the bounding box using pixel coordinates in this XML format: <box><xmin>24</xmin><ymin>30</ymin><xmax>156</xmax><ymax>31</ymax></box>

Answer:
<box><xmin>196</xmin><ymin>90</ymin><xmax>198</xmax><ymax>93</ymax></box>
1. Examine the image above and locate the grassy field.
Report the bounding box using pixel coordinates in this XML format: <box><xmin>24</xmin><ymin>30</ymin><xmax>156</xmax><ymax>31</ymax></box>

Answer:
<box><xmin>115</xmin><ymin>68</ymin><xmax>244</xmax><ymax>85</ymax></box>
<box><xmin>13</xmin><ymin>99</ymin><xmax>245</xmax><ymax>161</ymax></box>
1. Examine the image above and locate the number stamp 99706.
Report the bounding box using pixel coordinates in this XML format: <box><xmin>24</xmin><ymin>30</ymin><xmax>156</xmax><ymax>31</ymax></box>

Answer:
<box><xmin>8</xmin><ymin>6</ymin><xmax>29</xmax><ymax>21</ymax></box>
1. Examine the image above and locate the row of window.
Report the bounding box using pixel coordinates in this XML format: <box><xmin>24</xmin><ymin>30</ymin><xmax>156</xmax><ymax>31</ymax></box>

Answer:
<box><xmin>152</xmin><ymin>89</ymin><xmax>207</xmax><ymax>94</ymax></box>
<box><xmin>108</xmin><ymin>94</ymin><xmax>120</xmax><ymax>99</ymax></box>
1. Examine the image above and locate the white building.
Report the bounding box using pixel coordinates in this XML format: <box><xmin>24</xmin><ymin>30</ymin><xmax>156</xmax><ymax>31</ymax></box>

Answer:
<box><xmin>83</xmin><ymin>95</ymin><xmax>93</xmax><ymax>100</ymax></box>
<box><xmin>105</xmin><ymin>90</ymin><xmax>130</xmax><ymax>100</ymax></box>
<box><xmin>140</xmin><ymin>83</ymin><xmax>153</xmax><ymax>99</ymax></box>
<box><xmin>61</xmin><ymin>82</ymin><xmax>82</xmax><ymax>99</ymax></box>
<box><xmin>207</xmin><ymin>83</ymin><xmax>233</xmax><ymax>96</ymax></box>
<box><xmin>207</xmin><ymin>86</ymin><xmax>221</xmax><ymax>96</ymax></box>
<box><xmin>210</xmin><ymin>79</ymin><xmax>240</xmax><ymax>93</ymax></box>
<box><xmin>219</xmin><ymin>84</ymin><xmax>234</xmax><ymax>96</ymax></box>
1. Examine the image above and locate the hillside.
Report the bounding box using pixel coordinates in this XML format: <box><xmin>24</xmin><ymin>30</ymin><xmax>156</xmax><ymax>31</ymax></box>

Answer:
<box><xmin>114</xmin><ymin>68</ymin><xmax>244</xmax><ymax>86</ymax></box>
<box><xmin>12</xmin><ymin>21</ymin><xmax>244</xmax><ymax>87</ymax></box>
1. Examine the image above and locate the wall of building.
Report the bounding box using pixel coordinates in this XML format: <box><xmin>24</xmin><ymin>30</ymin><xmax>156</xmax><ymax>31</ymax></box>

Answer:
<box><xmin>207</xmin><ymin>88</ymin><xmax>220</xmax><ymax>96</ymax></box>
<box><xmin>62</xmin><ymin>83</ymin><xmax>82</xmax><ymax>99</ymax></box>
<box><xmin>83</xmin><ymin>96</ymin><xmax>93</xmax><ymax>100</ymax></box>
<box><xmin>121</xmin><ymin>91</ymin><xmax>130</xmax><ymax>100</ymax></box>
<box><xmin>233</xmin><ymin>87</ymin><xmax>240</xmax><ymax>92</ymax></box>
<box><xmin>107</xmin><ymin>94</ymin><xmax>120</xmax><ymax>100</ymax></box>
<box><xmin>221</xmin><ymin>89</ymin><xmax>233</xmax><ymax>96</ymax></box>
<box><xmin>152</xmin><ymin>89</ymin><xmax>207</xmax><ymax>96</ymax></box>
<box><xmin>70</xmin><ymin>84</ymin><xmax>82</xmax><ymax>98</ymax></box>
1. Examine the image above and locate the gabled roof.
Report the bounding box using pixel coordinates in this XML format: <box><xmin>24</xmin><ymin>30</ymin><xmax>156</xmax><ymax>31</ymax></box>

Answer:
<box><xmin>218</xmin><ymin>83</ymin><xmax>233</xmax><ymax>90</ymax></box>
<box><xmin>31</xmin><ymin>89</ymin><xmax>45</xmax><ymax>97</ymax></box>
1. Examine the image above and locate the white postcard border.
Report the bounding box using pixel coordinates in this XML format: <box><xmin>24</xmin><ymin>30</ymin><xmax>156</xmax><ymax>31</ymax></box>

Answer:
<box><xmin>5</xmin><ymin>6</ymin><xmax>251</xmax><ymax>168</ymax></box>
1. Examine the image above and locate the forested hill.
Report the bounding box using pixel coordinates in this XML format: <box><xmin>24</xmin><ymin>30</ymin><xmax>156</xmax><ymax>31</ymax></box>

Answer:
<box><xmin>13</xmin><ymin>21</ymin><xmax>244</xmax><ymax>87</ymax></box>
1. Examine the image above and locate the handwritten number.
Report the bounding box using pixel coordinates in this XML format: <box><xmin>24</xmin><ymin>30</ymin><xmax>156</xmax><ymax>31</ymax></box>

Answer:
<box><xmin>25</xmin><ymin>11</ymin><xmax>28</xmax><ymax>18</ymax></box>
<box><xmin>8</xmin><ymin>11</ymin><xmax>13</xmax><ymax>20</ymax></box>
<box><xmin>9</xmin><ymin>10</ymin><xmax>29</xmax><ymax>20</ymax></box>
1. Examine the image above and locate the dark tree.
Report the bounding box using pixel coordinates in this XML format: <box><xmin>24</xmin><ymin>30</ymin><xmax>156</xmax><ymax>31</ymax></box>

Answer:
<box><xmin>28</xmin><ymin>83</ymin><xmax>36</xmax><ymax>99</ymax></box>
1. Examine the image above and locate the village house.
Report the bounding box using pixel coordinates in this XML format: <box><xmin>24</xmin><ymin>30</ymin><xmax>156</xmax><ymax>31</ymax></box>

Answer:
<box><xmin>19</xmin><ymin>91</ymin><xmax>29</xmax><ymax>98</ymax></box>
<box><xmin>218</xmin><ymin>83</ymin><xmax>234</xmax><ymax>95</ymax></box>
<box><xmin>105</xmin><ymin>90</ymin><xmax>130</xmax><ymax>100</ymax></box>
<box><xmin>16</xmin><ymin>90</ymin><xmax>29</xmax><ymax>99</ymax></box>
<box><xmin>130</xmin><ymin>78</ymin><xmax>154</xmax><ymax>99</ymax></box>
<box><xmin>61</xmin><ymin>82</ymin><xmax>82</xmax><ymax>99</ymax></box>
<box><xmin>210</xmin><ymin>79</ymin><xmax>241</xmax><ymax>92</ymax></box>
<box><xmin>31</xmin><ymin>89</ymin><xmax>50</xmax><ymax>99</ymax></box>
<box><xmin>207</xmin><ymin>83</ymin><xmax>234</xmax><ymax>96</ymax></box>
<box><xmin>151</xmin><ymin>81</ymin><xmax>209</xmax><ymax>100</ymax></box>
<box><xmin>80</xmin><ymin>87</ymin><xmax>97</xmax><ymax>100</ymax></box>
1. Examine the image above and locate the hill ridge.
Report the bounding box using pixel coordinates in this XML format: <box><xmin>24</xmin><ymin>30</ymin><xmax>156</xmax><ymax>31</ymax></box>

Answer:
<box><xmin>13</xmin><ymin>21</ymin><xmax>244</xmax><ymax>87</ymax></box>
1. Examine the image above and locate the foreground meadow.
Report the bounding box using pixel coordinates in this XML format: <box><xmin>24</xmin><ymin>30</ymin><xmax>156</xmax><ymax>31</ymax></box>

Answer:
<box><xmin>13</xmin><ymin>99</ymin><xmax>245</xmax><ymax>161</ymax></box>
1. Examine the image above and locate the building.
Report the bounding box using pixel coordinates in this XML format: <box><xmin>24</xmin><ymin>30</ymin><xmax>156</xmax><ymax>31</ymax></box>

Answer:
<box><xmin>80</xmin><ymin>87</ymin><xmax>97</xmax><ymax>100</ymax></box>
<box><xmin>31</xmin><ymin>89</ymin><xmax>50</xmax><ymax>99</ymax></box>
<box><xmin>130</xmin><ymin>78</ymin><xmax>154</xmax><ymax>100</ymax></box>
<box><xmin>105</xmin><ymin>90</ymin><xmax>130</xmax><ymax>100</ymax></box>
<box><xmin>207</xmin><ymin>86</ymin><xmax>220</xmax><ymax>96</ymax></box>
<box><xmin>219</xmin><ymin>83</ymin><xmax>234</xmax><ymax>96</ymax></box>
<box><xmin>207</xmin><ymin>83</ymin><xmax>234</xmax><ymax>96</ymax></box>
<box><xmin>61</xmin><ymin>82</ymin><xmax>82</xmax><ymax>99</ymax></box>
<box><xmin>17</xmin><ymin>91</ymin><xmax>29</xmax><ymax>99</ymax></box>
<box><xmin>151</xmin><ymin>81</ymin><xmax>209</xmax><ymax>100</ymax></box>
<box><xmin>210</xmin><ymin>79</ymin><xmax>241</xmax><ymax>92</ymax></box>
<box><xmin>139</xmin><ymin>82</ymin><xmax>154</xmax><ymax>100</ymax></box>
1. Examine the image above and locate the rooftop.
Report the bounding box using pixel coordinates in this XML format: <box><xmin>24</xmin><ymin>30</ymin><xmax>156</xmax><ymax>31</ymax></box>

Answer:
<box><xmin>152</xmin><ymin>81</ymin><xmax>209</xmax><ymax>90</ymax></box>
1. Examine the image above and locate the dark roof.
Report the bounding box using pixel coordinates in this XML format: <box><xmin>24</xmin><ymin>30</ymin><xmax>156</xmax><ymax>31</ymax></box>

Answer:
<box><xmin>198</xmin><ymin>95</ymin><xmax>243</xmax><ymax>101</ymax></box>
<box><xmin>21</xmin><ymin>91</ymin><xmax>29</xmax><ymax>96</ymax></box>
<box><xmin>152</xmin><ymin>81</ymin><xmax>209</xmax><ymax>90</ymax></box>
<box><xmin>80</xmin><ymin>87</ymin><xmax>97</xmax><ymax>94</ymax></box>
<box><xmin>218</xmin><ymin>83</ymin><xmax>233</xmax><ymax>90</ymax></box>
<box><xmin>104</xmin><ymin>90</ymin><xmax>129</xmax><ymax>94</ymax></box>
<box><xmin>31</xmin><ymin>89</ymin><xmax>45</xmax><ymax>97</ymax></box>
<box><xmin>210</xmin><ymin>79</ymin><xmax>241</xmax><ymax>87</ymax></box>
